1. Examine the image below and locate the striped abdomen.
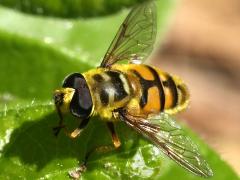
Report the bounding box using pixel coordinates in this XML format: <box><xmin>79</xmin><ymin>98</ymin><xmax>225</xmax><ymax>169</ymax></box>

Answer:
<box><xmin>126</xmin><ymin>64</ymin><xmax>189</xmax><ymax>115</ymax></box>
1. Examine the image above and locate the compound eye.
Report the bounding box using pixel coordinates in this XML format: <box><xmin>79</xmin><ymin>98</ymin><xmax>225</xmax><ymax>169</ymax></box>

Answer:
<box><xmin>70</xmin><ymin>89</ymin><xmax>93</xmax><ymax>119</ymax></box>
<box><xmin>63</xmin><ymin>73</ymin><xmax>93</xmax><ymax>119</ymax></box>
<box><xmin>62</xmin><ymin>73</ymin><xmax>84</xmax><ymax>89</ymax></box>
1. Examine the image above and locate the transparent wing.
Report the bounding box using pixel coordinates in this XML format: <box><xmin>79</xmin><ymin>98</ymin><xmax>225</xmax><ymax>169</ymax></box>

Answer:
<box><xmin>100</xmin><ymin>1</ymin><xmax>157</xmax><ymax>67</ymax></box>
<box><xmin>119</xmin><ymin>112</ymin><xmax>213</xmax><ymax>177</ymax></box>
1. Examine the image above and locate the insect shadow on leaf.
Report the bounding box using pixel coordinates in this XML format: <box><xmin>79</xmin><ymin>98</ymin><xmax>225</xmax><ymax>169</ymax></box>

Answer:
<box><xmin>2</xmin><ymin>111</ymin><xmax>140</xmax><ymax>171</ymax></box>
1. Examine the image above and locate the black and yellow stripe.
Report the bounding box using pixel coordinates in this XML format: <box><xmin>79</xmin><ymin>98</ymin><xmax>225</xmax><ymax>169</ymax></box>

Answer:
<box><xmin>92</xmin><ymin>70</ymin><xmax>131</xmax><ymax>107</ymax></box>
<box><xmin>162</xmin><ymin>74</ymin><xmax>178</xmax><ymax>109</ymax></box>
<box><xmin>126</xmin><ymin>64</ymin><xmax>189</xmax><ymax>114</ymax></box>
<box><xmin>132</xmin><ymin>66</ymin><xmax>165</xmax><ymax>111</ymax></box>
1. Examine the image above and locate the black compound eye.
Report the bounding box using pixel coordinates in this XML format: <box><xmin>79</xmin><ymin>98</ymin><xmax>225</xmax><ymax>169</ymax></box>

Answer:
<box><xmin>63</xmin><ymin>73</ymin><xmax>93</xmax><ymax>119</ymax></box>
<box><xmin>62</xmin><ymin>73</ymin><xmax>84</xmax><ymax>89</ymax></box>
<box><xmin>70</xmin><ymin>90</ymin><xmax>93</xmax><ymax>119</ymax></box>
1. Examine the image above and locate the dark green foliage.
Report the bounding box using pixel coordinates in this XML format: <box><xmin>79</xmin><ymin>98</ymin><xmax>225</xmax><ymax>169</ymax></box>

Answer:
<box><xmin>0</xmin><ymin>0</ymin><xmax>146</xmax><ymax>18</ymax></box>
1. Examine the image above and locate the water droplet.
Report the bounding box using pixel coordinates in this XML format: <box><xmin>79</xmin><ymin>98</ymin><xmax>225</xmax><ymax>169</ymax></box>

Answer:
<box><xmin>152</xmin><ymin>146</ymin><xmax>160</xmax><ymax>156</ymax></box>
<box><xmin>57</xmin><ymin>163</ymin><xmax>63</xmax><ymax>167</ymax></box>
<box><xmin>104</xmin><ymin>162</ymin><xmax>112</xmax><ymax>169</ymax></box>
<box><xmin>45</xmin><ymin>174</ymin><xmax>50</xmax><ymax>178</ymax></box>
<box><xmin>31</xmin><ymin>98</ymin><xmax>35</xmax><ymax>105</ymax></box>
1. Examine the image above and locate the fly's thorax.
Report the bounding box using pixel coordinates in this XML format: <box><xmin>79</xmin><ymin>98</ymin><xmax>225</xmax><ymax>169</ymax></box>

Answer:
<box><xmin>83</xmin><ymin>68</ymin><xmax>133</xmax><ymax>119</ymax></box>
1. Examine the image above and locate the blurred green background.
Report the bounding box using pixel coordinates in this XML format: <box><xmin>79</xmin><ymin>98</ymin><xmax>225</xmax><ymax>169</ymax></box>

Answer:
<box><xmin>0</xmin><ymin>0</ymin><xmax>239</xmax><ymax>179</ymax></box>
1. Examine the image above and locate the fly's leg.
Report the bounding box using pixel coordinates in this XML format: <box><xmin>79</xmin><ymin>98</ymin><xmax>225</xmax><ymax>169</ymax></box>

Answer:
<box><xmin>53</xmin><ymin>118</ymin><xmax>90</xmax><ymax>138</ymax></box>
<box><xmin>53</xmin><ymin>105</ymin><xmax>66</xmax><ymax>136</ymax></box>
<box><xmin>83</xmin><ymin>122</ymin><xmax>121</xmax><ymax>165</ymax></box>
<box><xmin>66</xmin><ymin>118</ymin><xmax>90</xmax><ymax>138</ymax></box>
<box><xmin>69</xmin><ymin>122</ymin><xmax>121</xmax><ymax>179</ymax></box>
<box><xmin>106</xmin><ymin>122</ymin><xmax>121</xmax><ymax>148</ymax></box>
<box><xmin>52</xmin><ymin>118</ymin><xmax>64</xmax><ymax>137</ymax></box>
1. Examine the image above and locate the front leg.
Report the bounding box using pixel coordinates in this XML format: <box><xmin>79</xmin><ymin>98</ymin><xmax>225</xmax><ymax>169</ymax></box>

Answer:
<box><xmin>53</xmin><ymin>106</ymin><xmax>65</xmax><ymax>136</ymax></box>
<box><xmin>53</xmin><ymin>124</ymin><xmax>65</xmax><ymax>137</ymax></box>
<box><xmin>66</xmin><ymin>118</ymin><xmax>90</xmax><ymax>139</ymax></box>
<box><xmin>53</xmin><ymin>115</ymin><xmax>64</xmax><ymax>137</ymax></box>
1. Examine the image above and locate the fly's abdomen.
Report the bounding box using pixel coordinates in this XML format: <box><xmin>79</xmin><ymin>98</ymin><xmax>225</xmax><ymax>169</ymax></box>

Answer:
<box><xmin>128</xmin><ymin>64</ymin><xmax>189</xmax><ymax>115</ymax></box>
<box><xmin>160</xmin><ymin>71</ymin><xmax>190</xmax><ymax>114</ymax></box>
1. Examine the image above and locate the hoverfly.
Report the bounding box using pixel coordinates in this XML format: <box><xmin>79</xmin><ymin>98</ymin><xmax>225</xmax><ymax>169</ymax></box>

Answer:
<box><xmin>53</xmin><ymin>1</ymin><xmax>213</xmax><ymax>178</ymax></box>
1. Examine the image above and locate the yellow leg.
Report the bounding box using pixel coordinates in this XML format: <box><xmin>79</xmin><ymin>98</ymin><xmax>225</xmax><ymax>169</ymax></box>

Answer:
<box><xmin>64</xmin><ymin>128</ymin><xmax>83</xmax><ymax>139</ymax></box>
<box><xmin>54</xmin><ymin>118</ymin><xmax>90</xmax><ymax>139</ymax></box>
<box><xmin>106</xmin><ymin>122</ymin><xmax>121</xmax><ymax>148</ymax></box>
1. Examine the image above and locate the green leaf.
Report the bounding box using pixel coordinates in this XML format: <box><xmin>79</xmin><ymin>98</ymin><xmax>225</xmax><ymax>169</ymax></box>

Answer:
<box><xmin>0</xmin><ymin>0</ymin><xmax>238</xmax><ymax>179</ymax></box>
<box><xmin>0</xmin><ymin>104</ymin><xmax>238</xmax><ymax>179</ymax></box>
